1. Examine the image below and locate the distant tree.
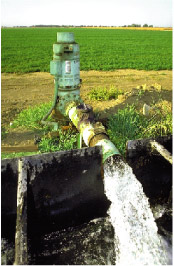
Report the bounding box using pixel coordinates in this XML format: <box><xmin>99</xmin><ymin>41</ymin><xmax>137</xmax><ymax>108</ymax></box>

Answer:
<box><xmin>149</xmin><ymin>25</ymin><xmax>153</xmax><ymax>27</ymax></box>
<box><xmin>143</xmin><ymin>24</ymin><xmax>148</xmax><ymax>27</ymax></box>
<box><xmin>131</xmin><ymin>24</ymin><xmax>141</xmax><ymax>27</ymax></box>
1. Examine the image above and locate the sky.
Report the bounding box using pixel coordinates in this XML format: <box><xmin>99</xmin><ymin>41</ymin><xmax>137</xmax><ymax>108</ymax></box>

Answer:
<box><xmin>1</xmin><ymin>0</ymin><xmax>173</xmax><ymax>27</ymax></box>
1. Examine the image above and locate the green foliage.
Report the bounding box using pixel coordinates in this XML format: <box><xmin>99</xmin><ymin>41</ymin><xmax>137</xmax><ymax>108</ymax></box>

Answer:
<box><xmin>143</xmin><ymin>109</ymin><xmax>172</xmax><ymax>137</ymax></box>
<box><xmin>11</xmin><ymin>101</ymin><xmax>78</xmax><ymax>153</ymax></box>
<box><xmin>107</xmin><ymin>105</ymin><xmax>145</xmax><ymax>154</ymax></box>
<box><xmin>88</xmin><ymin>86</ymin><xmax>123</xmax><ymax>101</ymax></box>
<box><xmin>107</xmin><ymin>105</ymin><xmax>172</xmax><ymax>156</ymax></box>
<box><xmin>38</xmin><ymin>129</ymin><xmax>77</xmax><ymax>153</ymax></box>
<box><xmin>4</xmin><ymin>99</ymin><xmax>173</xmax><ymax>158</ymax></box>
<box><xmin>1</xmin><ymin>152</ymin><xmax>38</xmax><ymax>159</ymax></box>
<box><xmin>137</xmin><ymin>88</ymin><xmax>145</xmax><ymax>99</ymax></box>
<box><xmin>1</xmin><ymin>28</ymin><xmax>172</xmax><ymax>73</ymax></box>
<box><xmin>11</xmin><ymin>102</ymin><xmax>52</xmax><ymax>129</ymax></box>
<box><xmin>1</xmin><ymin>127</ymin><xmax>8</xmax><ymax>140</ymax></box>
<box><xmin>10</xmin><ymin>100</ymin><xmax>78</xmax><ymax>152</ymax></box>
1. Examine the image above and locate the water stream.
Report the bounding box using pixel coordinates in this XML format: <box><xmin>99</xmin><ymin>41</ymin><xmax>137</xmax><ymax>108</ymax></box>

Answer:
<box><xmin>103</xmin><ymin>155</ymin><xmax>169</xmax><ymax>265</ymax></box>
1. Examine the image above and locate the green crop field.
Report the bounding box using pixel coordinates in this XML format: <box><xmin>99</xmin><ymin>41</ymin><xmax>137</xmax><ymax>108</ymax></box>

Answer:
<box><xmin>1</xmin><ymin>27</ymin><xmax>172</xmax><ymax>73</ymax></box>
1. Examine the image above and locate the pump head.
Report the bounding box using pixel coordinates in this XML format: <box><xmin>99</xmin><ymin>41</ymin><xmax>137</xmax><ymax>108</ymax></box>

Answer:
<box><xmin>50</xmin><ymin>32</ymin><xmax>82</xmax><ymax>116</ymax></box>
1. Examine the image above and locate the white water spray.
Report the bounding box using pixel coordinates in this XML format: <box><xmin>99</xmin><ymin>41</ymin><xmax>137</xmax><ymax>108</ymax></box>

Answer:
<box><xmin>104</xmin><ymin>155</ymin><xmax>169</xmax><ymax>265</ymax></box>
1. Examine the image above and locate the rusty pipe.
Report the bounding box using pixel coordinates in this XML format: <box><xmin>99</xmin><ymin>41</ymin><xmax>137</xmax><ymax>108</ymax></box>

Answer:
<box><xmin>65</xmin><ymin>102</ymin><xmax>120</xmax><ymax>162</ymax></box>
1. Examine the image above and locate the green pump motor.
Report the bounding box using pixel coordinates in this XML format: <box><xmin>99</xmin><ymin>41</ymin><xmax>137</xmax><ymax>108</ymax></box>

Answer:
<box><xmin>50</xmin><ymin>32</ymin><xmax>82</xmax><ymax>116</ymax></box>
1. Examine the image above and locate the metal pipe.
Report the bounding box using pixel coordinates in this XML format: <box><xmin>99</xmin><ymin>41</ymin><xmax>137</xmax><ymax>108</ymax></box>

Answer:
<box><xmin>47</xmin><ymin>32</ymin><xmax>120</xmax><ymax>162</ymax></box>
<box><xmin>41</xmin><ymin>77</ymin><xmax>58</xmax><ymax>122</ymax></box>
<box><xmin>66</xmin><ymin>102</ymin><xmax>120</xmax><ymax>163</ymax></box>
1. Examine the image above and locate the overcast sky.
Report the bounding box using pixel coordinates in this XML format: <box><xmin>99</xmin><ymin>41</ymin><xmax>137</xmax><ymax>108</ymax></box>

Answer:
<box><xmin>1</xmin><ymin>0</ymin><xmax>172</xmax><ymax>27</ymax></box>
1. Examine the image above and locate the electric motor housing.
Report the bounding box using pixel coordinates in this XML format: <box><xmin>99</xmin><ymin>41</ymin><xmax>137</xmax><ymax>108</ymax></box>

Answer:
<box><xmin>50</xmin><ymin>32</ymin><xmax>81</xmax><ymax>95</ymax></box>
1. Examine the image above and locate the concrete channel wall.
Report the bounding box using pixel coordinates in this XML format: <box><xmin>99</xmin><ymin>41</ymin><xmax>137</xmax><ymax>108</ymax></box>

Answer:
<box><xmin>2</xmin><ymin>146</ymin><xmax>109</xmax><ymax>225</ymax></box>
<box><xmin>1</xmin><ymin>146</ymin><xmax>110</xmax><ymax>264</ymax></box>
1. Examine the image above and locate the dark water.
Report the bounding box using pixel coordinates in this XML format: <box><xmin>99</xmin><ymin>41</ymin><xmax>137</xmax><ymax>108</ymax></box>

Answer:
<box><xmin>1</xmin><ymin>238</ymin><xmax>15</xmax><ymax>265</ymax></box>
<box><xmin>36</xmin><ymin>216</ymin><xmax>115</xmax><ymax>265</ymax></box>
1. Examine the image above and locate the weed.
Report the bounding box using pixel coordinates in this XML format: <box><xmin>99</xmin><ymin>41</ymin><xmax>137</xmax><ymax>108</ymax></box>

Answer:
<box><xmin>1</xmin><ymin>152</ymin><xmax>38</xmax><ymax>159</ymax></box>
<box><xmin>137</xmin><ymin>88</ymin><xmax>145</xmax><ymax>99</ymax></box>
<box><xmin>89</xmin><ymin>86</ymin><xmax>124</xmax><ymax>101</ymax></box>
<box><xmin>1</xmin><ymin>127</ymin><xmax>8</xmax><ymax>140</ymax></box>
<box><xmin>3</xmin><ymin>98</ymin><xmax>172</xmax><ymax>158</ymax></box>
<box><xmin>11</xmin><ymin>102</ymin><xmax>52</xmax><ymax>130</ymax></box>
<box><xmin>107</xmin><ymin>105</ymin><xmax>145</xmax><ymax>154</ymax></box>
<box><xmin>38</xmin><ymin>129</ymin><xmax>77</xmax><ymax>153</ymax></box>
<box><xmin>107</xmin><ymin>104</ymin><xmax>172</xmax><ymax>156</ymax></box>
<box><xmin>142</xmin><ymin>107</ymin><xmax>172</xmax><ymax>137</ymax></box>
<box><xmin>9</xmin><ymin>102</ymin><xmax>79</xmax><ymax>153</ymax></box>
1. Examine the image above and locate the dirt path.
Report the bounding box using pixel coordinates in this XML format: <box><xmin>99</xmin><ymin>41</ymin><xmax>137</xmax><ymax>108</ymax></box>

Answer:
<box><xmin>1</xmin><ymin>70</ymin><xmax>172</xmax><ymax>150</ymax></box>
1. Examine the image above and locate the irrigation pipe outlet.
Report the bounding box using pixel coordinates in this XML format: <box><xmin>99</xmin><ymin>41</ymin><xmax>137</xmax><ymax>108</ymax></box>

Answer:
<box><xmin>42</xmin><ymin>32</ymin><xmax>120</xmax><ymax>162</ymax></box>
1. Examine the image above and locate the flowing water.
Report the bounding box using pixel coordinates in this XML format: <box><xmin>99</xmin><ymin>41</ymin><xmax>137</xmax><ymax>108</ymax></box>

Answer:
<box><xmin>103</xmin><ymin>155</ymin><xmax>169</xmax><ymax>265</ymax></box>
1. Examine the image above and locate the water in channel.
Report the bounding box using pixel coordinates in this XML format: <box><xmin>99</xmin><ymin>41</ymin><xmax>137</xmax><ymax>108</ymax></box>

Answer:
<box><xmin>103</xmin><ymin>155</ymin><xmax>169</xmax><ymax>265</ymax></box>
<box><xmin>2</xmin><ymin>153</ymin><xmax>171</xmax><ymax>265</ymax></box>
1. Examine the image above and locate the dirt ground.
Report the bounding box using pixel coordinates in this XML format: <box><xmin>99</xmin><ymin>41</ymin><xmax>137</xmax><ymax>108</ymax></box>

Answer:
<box><xmin>1</xmin><ymin>70</ymin><xmax>172</xmax><ymax>152</ymax></box>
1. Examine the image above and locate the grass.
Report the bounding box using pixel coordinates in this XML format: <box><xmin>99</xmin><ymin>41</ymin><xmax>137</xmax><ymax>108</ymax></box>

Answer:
<box><xmin>38</xmin><ymin>129</ymin><xmax>77</xmax><ymax>153</ymax></box>
<box><xmin>1</xmin><ymin>127</ymin><xmax>8</xmax><ymax>141</ymax></box>
<box><xmin>1</xmin><ymin>128</ymin><xmax>78</xmax><ymax>159</ymax></box>
<box><xmin>1</xmin><ymin>28</ymin><xmax>172</xmax><ymax>73</ymax></box>
<box><xmin>88</xmin><ymin>86</ymin><xmax>124</xmax><ymax>101</ymax></box>
<box><xmin>1</xmin><ymin>152</ymin><xmax>39</xmax><ymax>159</ymax></box>
<box><xmin>11</xmin><ymin>101</ymin><xmax>52</xmax><ymax>129</ymax></box>
<box><xmin>8</xmin><ymin>102</ymin><xmax>78</xmax><ymax>156</ymax></box>
<box><xmin>107</xmin><ymin>104</ymin><xmax>172</xmax><ymax>156</ymax></box>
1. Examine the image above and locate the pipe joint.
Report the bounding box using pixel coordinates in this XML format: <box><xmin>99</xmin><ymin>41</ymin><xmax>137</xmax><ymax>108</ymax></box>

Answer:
<box><xmin>79</xmin><ymin>120</ymin><xmax>108</xmax><ymax>148</ymax></box>
<box><xmin>92</xmin><ymin>122</ymin><xmax>107</xmax><ymax>135</ymax></box>
<box><xmin>85</xmin><ymin>122</ymin><xmax>108</xmax><ymax>146</ymax></box>
<box><xmin>76</xmin><ymin>104</ymin><xmax>95</xmax><ymax>131</ymax></box>
<box><xmin>57</xmin><ymin>95</ymin><xmax>83</xmax><ymax>117</ymax></box>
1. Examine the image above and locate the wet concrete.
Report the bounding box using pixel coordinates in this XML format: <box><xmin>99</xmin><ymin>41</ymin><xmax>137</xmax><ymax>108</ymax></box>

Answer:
<box><xmin>126</xmin><ymin>135</ymin><xmax>172</xmax><ymax>205</ymax></box>
<box><xmin>126</xmin><ymin>135</ymin><xmax>172</xmax><ymax>250</ymax></box>
<box><xmin>1</xmin><ymin>146</ymin><xmax>110</xmax><ymax>264</ymax></box>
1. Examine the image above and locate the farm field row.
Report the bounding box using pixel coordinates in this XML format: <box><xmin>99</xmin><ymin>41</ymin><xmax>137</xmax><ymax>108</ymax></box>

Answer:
<box><xmin>1</xmin><ymin>27</ymin><xmax>172</xmax><ymax>73</ymax></box>
<box><xmin>84</xmin><ymin>26</ymin><xmax>172</xmax><ymax>31</ymax></box>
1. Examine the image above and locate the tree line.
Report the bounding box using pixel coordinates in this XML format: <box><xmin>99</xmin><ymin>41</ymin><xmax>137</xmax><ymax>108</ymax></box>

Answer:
<box><xmin>2</xmin><ymin>24</ymin><xmax>154</xmax><ymax>28</ymax></box>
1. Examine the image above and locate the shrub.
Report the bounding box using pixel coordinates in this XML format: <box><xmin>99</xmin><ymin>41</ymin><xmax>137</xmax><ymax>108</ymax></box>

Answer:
<box><xmin>89</xmin><ymin>86</ymin><xmax>124</xmax><ymax>101</ymax></box>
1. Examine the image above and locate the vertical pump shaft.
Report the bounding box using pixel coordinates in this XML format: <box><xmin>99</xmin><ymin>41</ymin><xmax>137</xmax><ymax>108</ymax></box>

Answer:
<box><xmin>48</xmin><ymin>32</ymin><xmax>120</xmax><ymax>162</ymax></box>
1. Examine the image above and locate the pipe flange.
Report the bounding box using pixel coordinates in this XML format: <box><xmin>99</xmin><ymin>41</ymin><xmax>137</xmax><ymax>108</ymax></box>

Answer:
<box><xmin>76</xmin><ymin>104</ymin><xmax>94</xmax><ymax>130</ymax></box>
<box><xmin>87</xmin><ymin>122</ymin><xmax>108</xmax><ymax>147</ymax></box>
<box><xmin>76</xmin><ymin>104</ymin><xmax>93</xmax><ymax>113</ymax></box>
<box><xmin>93</xmin><ymin>122</ymin><xmax>107</xmax><ymax>135</ymax></box>
<box><xmin>57</xmin><ymin>94</ymin><xmax>82</xmax><ymax>117</ymax></box>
